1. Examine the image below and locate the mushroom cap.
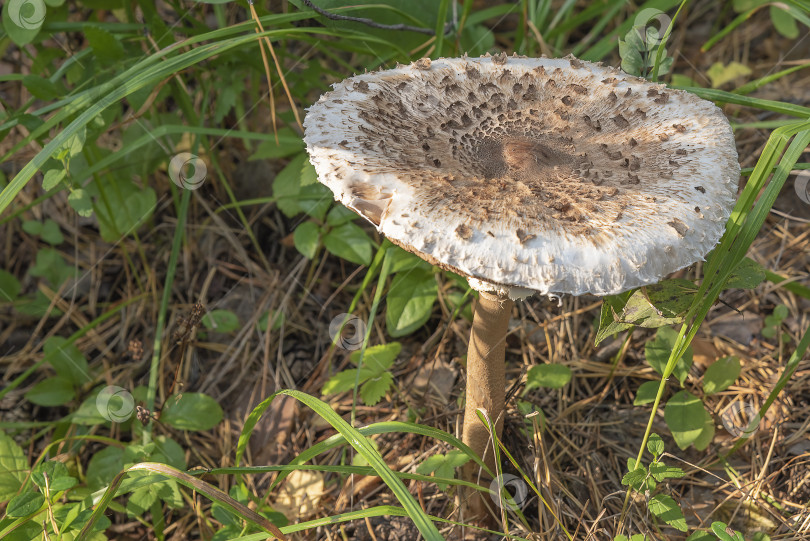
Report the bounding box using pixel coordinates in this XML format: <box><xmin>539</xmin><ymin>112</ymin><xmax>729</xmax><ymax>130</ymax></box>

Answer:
<box><xmin>303</xmin><ymin>54</ymin><xmax>739</xmax><ymax>299</ymax></box>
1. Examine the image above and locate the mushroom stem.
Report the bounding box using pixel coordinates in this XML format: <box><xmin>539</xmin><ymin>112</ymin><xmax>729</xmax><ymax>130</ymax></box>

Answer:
<box><xmin>461</xmin><ymin>290</ymin><xmax>513</xmax><ymax>520</ymax></box>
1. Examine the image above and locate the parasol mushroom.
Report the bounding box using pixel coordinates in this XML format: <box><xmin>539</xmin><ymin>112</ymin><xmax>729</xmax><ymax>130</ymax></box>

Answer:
<box><xmin>303</xmin><ymin>53</ymin><xmax>739</xmax><ymax>521</ymax></box>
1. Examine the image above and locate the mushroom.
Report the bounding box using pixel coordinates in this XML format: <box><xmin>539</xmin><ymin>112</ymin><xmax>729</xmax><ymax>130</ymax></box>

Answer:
<box><xmin>303</xmin><ymin>54</ymin><xmax>739</xmax><ymax>520</ymax></box>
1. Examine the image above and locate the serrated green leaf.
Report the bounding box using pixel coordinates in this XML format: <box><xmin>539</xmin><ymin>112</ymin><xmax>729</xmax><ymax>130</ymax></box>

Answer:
<box><xmin>201</xmin><ymin>309</ymin><xmax>240</xmax><ymax>333</ymax></box>
<box><xmin>32</xmin><ymin>460</ymin><xmax>77</xmax><ymax>492</ymax></box>
<box><xmin>7</xmin><ymin>492</ymin><xmax>46</xmax><ymax>517</ymax></box>
<box><xmin>621</xmin><ymin>465</ymin><xmax>647</xmax><ymax>490</ymax></box>
<box><xmin>360</xmin><ymin>371</ymin><xmax>393</xmax><ymax>406</ymax></box>
<box><xmin>83</xmin><ymin>25</ymin><xmax>126</xmax><ymax>64</ymax></box>
<box><xmin>25</xmin><ymin>376</ymin><xmax>75</xmax><ymax>406</ymax></box>
<box><xmin>322</xmin><ymin>367</ymin><xmax>374</xmax><ymax>396</ymax></box>
<box><xmin>323</xmin><ymin>222</ymin><xmax>374</xmax><ymax>266</ymax></box>
<box><xmin>649</xmin><ymin>461</ymin><xmax>684</xmax><ymax>481</ymax></box>
<box><xmin>293</xmin><ymin>221</ymin><xmax>321</xmax><ymax>259</ymax></box>
<box><xmin>385</xmin><ymin>268</ymin><xmax>437</xmax><ymax>337</ymax></box>
<box><xmin>664</xmin><ymin>390</ymin><xmax>706</xmax><ymax>450</ymax></box>
<box><xmin>0</xmin><ymin>432</ymin><xmax>28</xmax><ymax>501</ymax></box>
<box><xmin>350</xmin><ymin>342</ymin><xmax>401</xmax><ymax>373</ymax></box>
<box><xmin>649</xmin><ymin>493</ymin><xmax>687</xmax><ymax>531</ymax></box>
<box><xmin>647</xmin><ymin>433</ymin><xmax>664</xmax><ymax>457</ymax></box>
<box><xmin>725</xmin><ymin>257</ymin><xmax>765</xmax><ymax>289</ymax></box>
<box><xmin>525</xmin><ymin>364</ymin><xmax>572</xmax><ymax>390</ymax></box>
<box><xmin>87</xmin><ymin>446</ymin><xmax>124</xmax><ymax>490</ymax></box>
<box><xmin>634</xmin><ymin>380</ymin><xmax>661</xmax><ymax>406</ymax></box>
<box><xmin>160</xmin><ymin>393</ymin><xmax>223</xmax><ymax>431</ymax></box>
<box><xmin>43</xmin><ymin>336</ymin><xmax>91</xmax><ymax>385</ymax></box>
<box><xmin>703</xmin><ymin>356</ymin><xmax>741</xmax><ymax>395</ymax></box>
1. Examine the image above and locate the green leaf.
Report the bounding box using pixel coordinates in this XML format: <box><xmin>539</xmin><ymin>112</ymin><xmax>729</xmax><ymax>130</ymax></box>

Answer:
<box><xmin>525</xmin><ymin>364</ymin><xmax>572</xmax><ymax>390</ymax></box>
<box><xmin>621</xmin><ymin>465</ymin><xmax>647</xmax><ymax>491</ymax></box>
<box><xmin>29</xmin><ymin>247</ymin><xmax>76</xmax><ymax>287</ymax></box>
<box><xmin>6</xmin><ymin>491</ymin><xmax>45</xmax><ymax>517</ymax></box>
<box><xmin>415</xmin><ymin>450</ymin><xmax>470</xmax><ymax>490</ymax></box>
<box><xmin>685</xmin><ymin>530</ymin><xmax>715</xmax><ymax>541</ymax></box>
<box><xmin>647</xmin><ymin>433</ymin><xmax>664</xmax><ymax>457</ymax></box>
<box><xmin>68</xmin><ymin>188</ymin><xmax>94</xmax><ymax>217</ymax></box>
<box><xmin>91</xmin><ymin>178</ymin><xmax>156</xmax><ymax>242</ymax></box>
<box><xmin>0</xmin><ymin>269</ymin><xmax>22</xmax><ymax>302</ymax></box>
<box><xmin>389</xmin><ymin>246</ymin><xmax>430</xmax><ymax>273</ymax></box>
<box><xmin>273</xmin><ymin>153</ymin><xmax>308</xmax><ymax>217</ymax></box>
<box><xmin>24</xmin><ymin>376</ymin><xmax>75</xmax><ymax>406</ymax></box>
<box><xmin>707</xmin><ymin>61</ymin><xmax>752</xmax><ymax>88</ymax></box>
<box><xmin>725</xmin><ymin>257</ymin><xmax>765</xmax><ymax>289</ymax></box>
<box><xmin>350</xmin><ymin>342</ymin><xmax>400</xmax><ymax>373</ymax></box>
<box><xmin>703</xmin><ymin>356</ymin><xmax>741</xmax><ymax>395</ymax></box>
<box><xmin>385</xmin><ymin>268</ymin><xmax>437</xmax><ymax>337</ymax></box>
<box><xmin>32</xmin><ymin>460</ymin><xmax>77</xmax><ymax>492</ymax></box>
<box><xmin>249</xmin><ymin>129</ymin><xmax>305</xmax><ymax>160</ymax></box>
<box><xmin>43</xmin><ymin>336</ymin><xmax>91</xmax><ymax>385</ymax></box>
<box><xmin>257</xmin><ymin>310</ymin><xmax>285</xmax><ymax>332</ymax></box>
<box><xmin>326</xmin><ymin>205</ymin><xmax>357</xmax><ymax>226</ymax></box>
<box><xmin>692</xmin><ymin>407</ymin><xmax>715</xmax><ymax>451</ymax></box>
<box><xmin>649</xmin><ymin>461</ymin><xmax>685</xmax><ymax>481</ymax></box>
<box><xmin>293</xmin><ymin>221</ymin><xmax>321</xmax><ymax>259</ymax></box>
<box><xmin>0</xmin><ymin>431</ymin><xmax>29</xmax><ymax>501</ymax></box>
<box><xmin>2</xmin><ymin>0</ymin><xmax>45</xmax><ymax>45</ymax></box>
<box><xmin>83</xmin><ymin>25</ymin><xmax>126</xmax><ymax>64</ymax></box>
<box><xmin>201</xmin><ymin>309</ymin><xmax>240</xmax><ymax>333</ymax></box>
<box><xmin>160</xmin><ymin>393</ymin><xmax>223</xmax><ymax>431</ymax></box>
<box><xmin>127</xmin><ymin>483</ymin><xmax>158</xmax><ymax>516</ymax></box>
<box><xmin>87</xmin><ymin>446</ymin><xmax>124</xmax><ymax>490</ymax></box>
<box><xmin>22</xmin><ymin>74</ymin><xmax>63</xmax><ymax>100</ymax></box>
<box><xmin>360</xmin><ymin>371</ymin><xmax>394</xmax><ymax>406</ymax></box>
<box><xmin>30</xmin><ymin>219</ymin><xmax>64</xmax><ymax>245</ymax></box>
<box><xmin>711</xmin><ymin>521</ymin><xmax>744</xmax><ymax>541</ymax></box>
<box><xmin>323</xmin><ymin>222</ymin><xmax>374</xmax><ymax>265</ymax></box>
<box><xmin>322</xmin><ymin>367</ymin><xmax>374</xmax><ymax>396</ymax></box>
<box><xmin>649</xmin><ymin>493</ymin><xmax>688</xmax><ymax>532</ymax></box>
<box><xmin>634</xmin><ymin>380</ymin><xmax>661</xmax><ymax>406</ymax></box>
<box><xmin>151</xmin><ymin>435</ymin><xmax>187</xmax><ymax>470</ymax></box>
<box><xmin>41</xmin><ymin>168</ymin><xmax>66</xmax><ymax>191</ymax></box>
<box><xmin>56</xmin><ymin>126</ymin><xmax>86</xmax><ymax>160</ymax></box>
<box><xmin>664</xmin><ymin>390</ymin><xmax>706</xmax><ymax>450</ymax></box>
<box><xmin>645</xmin><ymin>326</ymin><xmax>693</xmax><ymax>386</ymax></box>
<box><xmin>770</xmin><ymin>4</ymin><xmax>799</xmax><ymax>39</ymax></box>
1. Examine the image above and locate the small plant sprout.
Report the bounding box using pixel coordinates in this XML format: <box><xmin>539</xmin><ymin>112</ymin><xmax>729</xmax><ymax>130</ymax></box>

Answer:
<box><xmin>304</xmin><ymin>54</ymin><xmax>739</xmax><ymax>521</ymax></box>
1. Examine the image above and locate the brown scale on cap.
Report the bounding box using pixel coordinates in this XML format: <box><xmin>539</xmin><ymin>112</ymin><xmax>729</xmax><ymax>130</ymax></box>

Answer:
<box><xmin>309</xmin><ymin>57</ymin><xmax>713</xmax><ymax>239</ymax></box>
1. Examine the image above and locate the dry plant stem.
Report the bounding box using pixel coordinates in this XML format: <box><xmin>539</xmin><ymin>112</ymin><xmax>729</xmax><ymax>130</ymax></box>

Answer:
<box><xmin>461</xmin><ymin>290</ymin><xmax>513</xmax><ymax>520</ymax></box>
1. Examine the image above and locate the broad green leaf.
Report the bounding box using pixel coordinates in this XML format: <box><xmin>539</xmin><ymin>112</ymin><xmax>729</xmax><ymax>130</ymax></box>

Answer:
<box><xmin>160</xmin><ymin>393</ymin><xmax>224</xmax><ymax>431</ymax></box>
<box><xmin>29</xmin><ymin>247</ymin><xmax>76</xmax><ymax>287</ymax></box>
<box><xmin>322</xmin><ymin>367</ymin><xmax>374</xmax><ymax>396</ymax></box>
<box><xmin>647</xmin><ymin>433</ymin><xmax>664</xmax><ymax>457</ymax></box>
<box><xmin>41</xmin><ymin>168</ymin><xmax>66</xmax><ymax>191</ymax></box>
<box><xmin>24</xmin><ymin>376</ymin><xmax>75</xmax><ymax>406</ymax></box>
<box><xmin>360</xmin><ymin>371</ymin><xmax>394</xmax><ymax>406</ymax></box>
<box><xmin>685</xmin><ymin>530</ymin><xmax>715</xmax><ymax>541</ymax></box>
<box><xmin>257</xmin><ymin>310</ymin><xmax>285</xmax><ymax>332</ymax></box>
<box><xmin>201</xmin><ymin>309</ymin><xmax>240</xmax><ymax>333</ymax></box>
<box><xmin>725</xmin><ymin>257</ymin><xmax>765</xmax><ymax>289</ymax></box>
<box><xmin>770</xmin><ymin>5</ymin><xmax>799</xmax><ymax>38</ymax></box>
<box><xmin>298</xmin><ymin>183</ymin><xmax>332</xmax><ymax>221</ymax></box>
<box><xmin>0</xmin><ymin>269</ymin><xmax>22</xmax><ymax>301</ymax></box>
<box><xmin>664</xmin><ymin>390</ymin><xmax>706</xmax><ymax>450</ymax></box>
<box><xmin>645</xmin><ymin>326</ymin><xmax>693</xmax><ymax>385</ymax></box>
<box><xmin>711</xmin><ymin>521</ymin><xmax>744</xmax><ymax>541</ymax></box>
<box><xmin>32</xmin><ymin>460</ymin><xmax>77</xmax><ymax>492</ymax></box>
<box><xmin>350</xmin><ymin>342</ymin><xmax>401</xmax><ymax>373</ymax></box>
<box><xmin>415</xmin><ymin>450</ymin><xmax>470</xmax><ymax>490</ymax></box>
<box><xmin>91</xmin><ymin>178</ymin><xmax>157</xmax><ymax>242</ymax></box>
<box><xmin>707</xmin><ymin>61</ymin><xmax>752</xmax><ymax>88</ymax></box>
<box><xmin>1</xmin><ymin>0</ymin><xmax>45</xmax><ymax>45</ymax></box>
<box><xmin>7</xmin><ymin>492</ymin><xmax>45</xmax><ymax>517</ymax></box>
<box><xmin>249</xmin><ymin>128</ymin><xmax>305</xmax><ymax>160</ymax></box>
<box><xmin>151</xmin><ymin>435</ymin><xmax>187</xmax><ymax>470</ymax></box>
<box><xmin>621</xmin><ymin>465</ymin><xmax>647</xmax><ymax>491</ymax></box>
<box><xmin>325</xmin><ymin>205</ymin><xmax>357</xmax><ymax>226</ymax></box>
<box><xmin>0</xmin><ymin>432</ymin><xmax>28</xmax><ymax>500</ymax></box>
<box><xmin>323</xmin><ymin>222</ymin><xmax>374</xmax><ymax>265</ymax></box>
<box><xmin>56</xmin><ymin>126</ymin><xmax>86</xmax><ymax>160</ymax></box>
<box><xmin>703</xmin><ymin>356</ymin><xmax>741</xmax><ymax>395</ymax></box>
<box><xmin>649</xmin><ymin>493</ymin><xmax>687</xmax><ymax>532</ymax></box>
<box><xmin>83</xmin><ymin>25</ymin><xmax>126</xmax><ymax>64</ymax></box>
<box><xmin>385</xmin><ymin>268</ymin><xmax>437</xmax><ymax>337</ymax></box>
<box><xmin>692</xmin><ymin>407</ymin><xmax>715</xmax><ymax>451</ymax></box>
<box><xmin>649</xmin><ymin>461</ymin><xmax>685</xmax><ymax>481</ymax></box>
<box><xmin>273</xmin><ymin>153</ymin><xmax>308</xmax><ymax>217</ymax></box>
<box><xmin>525</xmin><ymin>364</ymin><xmax>572</xmax><ymax>390</ymax></box>
<box><xmin>22</xmin><ymin>74</ymin><xmax>63</xmax><ymax>100</ymax></box>
<box><xmin>27</xmin><ymin>219</ymin><xmax>64</xmax><ymax>245</ymax></box>
<box><xmin>634</xmin><ymin>380</ymin><xmax>661</xmax><ymax>406</ymax></box>
<box><xmin>388</xmin><ymin>246</ymin><xmax>430</xmax><ymax>273</ymax></box>
<box><xmin>293</xmin><ymin>221</ymin><xmax>321</xmax><ymax>259</ymax></box>
<box><xmin>68</xmin><ymin>188</ymin><xmax>93</xmax><ymax>217</ymax></box>
<box><xmin>127</xmin><ymin>483</ymin><xmax>158</xmax><ymax>516</ymax></box>
<box><xmin>43</xmin><ymin>336</ymin><xmax>91</xmax><ymax>385</ymax></box>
